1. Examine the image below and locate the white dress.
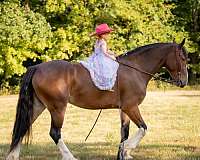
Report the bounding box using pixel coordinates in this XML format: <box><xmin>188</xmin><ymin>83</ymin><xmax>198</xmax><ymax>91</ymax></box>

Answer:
<box><xmin>80</xmin><ymin>39</ymin><xmax>119</xmax><ymax>90</ymax></box>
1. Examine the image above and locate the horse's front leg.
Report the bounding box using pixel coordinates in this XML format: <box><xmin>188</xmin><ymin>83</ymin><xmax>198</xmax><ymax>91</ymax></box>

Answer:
<box><xmin>117</xmin><ymin>110</ymin><xmax>132</xmax><ymax>160</ymax></box>
<box><xmin>118</xmin><ymin>105</ymin><xmax>147</xmax><ymax>160</ymax></box>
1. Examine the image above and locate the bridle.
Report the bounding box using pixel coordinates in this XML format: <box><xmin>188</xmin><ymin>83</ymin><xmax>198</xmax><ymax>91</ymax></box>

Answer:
<box><xmin>116</xmin><ymin>45</ymin><xmax>185</xmax><ymax>85</ymax></box>
<box><xmin>175</xmin><ymin>46</ymin><xmax>184</xmax><ymax>82</ymax></box>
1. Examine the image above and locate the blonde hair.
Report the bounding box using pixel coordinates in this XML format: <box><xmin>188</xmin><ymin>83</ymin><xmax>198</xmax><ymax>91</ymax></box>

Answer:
<box><xmin>96</xmin><ymin>33</ymin><xmax>109</xmax><ymax>40</ymax></box>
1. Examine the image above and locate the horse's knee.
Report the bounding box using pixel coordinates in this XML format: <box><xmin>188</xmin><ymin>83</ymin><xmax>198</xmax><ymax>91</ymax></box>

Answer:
<box><xmin>49</xmin><ymin>127</ymin><xmax>61</xmax><ymax>144</ymax></box>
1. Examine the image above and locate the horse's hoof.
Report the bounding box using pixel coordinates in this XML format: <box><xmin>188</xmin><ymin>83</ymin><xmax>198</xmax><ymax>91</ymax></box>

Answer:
<box><xmin>124</xmin><ymin>150</ymin><xmax>133</xmax><ymax>160</ymax></box>
<box><xmin>125</xmin><ymin>154</ymin><xmax>133</xmax><ymax>160</ymax></box>
<box><xmin>117</xmin><ymin>143</ymin><xmax>125</xmax><ymax>160</ymax></box>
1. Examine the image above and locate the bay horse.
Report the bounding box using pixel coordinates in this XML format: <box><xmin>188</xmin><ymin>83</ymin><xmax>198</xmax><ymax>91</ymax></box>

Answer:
<box><xmin>6</xmin><ymin>39</ymin><xmax>188</xmax><ymax>160</ymax></box>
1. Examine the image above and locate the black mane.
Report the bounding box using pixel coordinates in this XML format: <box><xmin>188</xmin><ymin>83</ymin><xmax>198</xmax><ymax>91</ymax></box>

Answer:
<box><xmin>117</xmin><ymin>43</ymin><xmax>173</xmax><ymax>58</ymax></box>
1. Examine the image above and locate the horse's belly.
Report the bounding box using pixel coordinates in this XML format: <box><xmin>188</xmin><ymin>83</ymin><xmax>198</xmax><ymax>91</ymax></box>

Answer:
<box><xmin>69</xmin><ymin>102</ymin><xmax>118</xmax><ymax>110</ymax></box>
<box><xmin>68</xmin><ymin>94</ymin><xmax>119</xmax><ymax>110</ymax></box>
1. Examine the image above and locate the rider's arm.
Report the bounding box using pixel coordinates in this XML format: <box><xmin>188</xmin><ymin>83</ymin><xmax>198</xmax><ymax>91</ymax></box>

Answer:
<box><xmin>101</xmin><ymin>41</ymin><xmax>116</xmax><ymax>60</ymax></box>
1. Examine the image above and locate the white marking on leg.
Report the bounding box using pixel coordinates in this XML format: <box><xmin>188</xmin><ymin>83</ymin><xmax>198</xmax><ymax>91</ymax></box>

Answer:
<box><xmin>124</xmin><ymin>150</ymin><xmax>133</xmax><ymax>160</ymax></box>
<box><xmin>124</xmin><ymin>128</ymin><xmax>146</xmax><ymax>149</ymax></box>
<box><xmin>121</xmin><ymin>128</ymin><xmax>146</xmax><ymax>159</ymax></box>
<box><xmin>6</xmin><ymin>141</ymin><xmax>21</xmax><ymax>160</ymax></box>
<box><xmin>57</xmin><ymin>139</ymin><xmax>77</xmax><ymax>160</ymax></box>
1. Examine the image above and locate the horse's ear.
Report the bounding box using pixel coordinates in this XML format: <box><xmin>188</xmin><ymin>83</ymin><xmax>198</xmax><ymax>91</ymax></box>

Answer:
<box><xmin>179</xmin><ymin>38</ymin><xmax>186</xmax><ymax>47</ymax></box>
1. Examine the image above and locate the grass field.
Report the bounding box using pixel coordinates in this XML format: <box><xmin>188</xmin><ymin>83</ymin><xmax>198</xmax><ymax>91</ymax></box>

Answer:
<box><xmin>0</xmin><ymin>91</ymin><xmax>200</xmax><ymax>160</ymax></box>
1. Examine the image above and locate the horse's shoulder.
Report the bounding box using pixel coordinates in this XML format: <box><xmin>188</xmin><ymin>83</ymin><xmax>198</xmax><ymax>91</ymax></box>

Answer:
<box><xmin>119</xmin><ymin>66</ymin><xmax>147</xmax><ymax>105</ymax></box>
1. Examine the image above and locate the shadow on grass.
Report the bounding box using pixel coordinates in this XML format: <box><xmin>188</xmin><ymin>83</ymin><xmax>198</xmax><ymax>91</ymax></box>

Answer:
<box><xmin>1</xmin><ymin>142</ymin><xmax>117</xmax><ymax>160</ymax></box>
<box><xmin>1</xmin><ymin>143</ymin><xmax>200</xmax><ymax>160</ymax></box>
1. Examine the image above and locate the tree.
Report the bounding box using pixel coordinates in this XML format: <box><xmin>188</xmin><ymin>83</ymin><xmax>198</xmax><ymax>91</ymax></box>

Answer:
<box><xmin>171</xmin><ymin>0</ymin><xmax>200</xmax><ymax>84</ymax></box>
<box><xmin>28</xmin><ymin>0</ymin><xmax>187</xmax><ymax>56</ymax></box>
<box><xmin>1</xmin><ymin>0</ymin><xmax>196</xmax><ymax>89</ymax></box>
<box><xmin>0</xmin><ymin>1</ymin><xmax>52</xmax><ymax>86</ymax></box>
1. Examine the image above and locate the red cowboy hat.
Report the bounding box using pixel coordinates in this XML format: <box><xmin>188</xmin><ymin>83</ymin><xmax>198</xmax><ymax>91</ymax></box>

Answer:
<box><xmin>90</xmin><ymin>23</ymin><xmax>114</xmax><ymax>36</ymax></box>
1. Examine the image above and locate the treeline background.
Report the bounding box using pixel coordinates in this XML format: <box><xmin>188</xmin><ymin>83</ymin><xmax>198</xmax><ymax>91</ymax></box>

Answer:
<box><xmin>0</xmin><ymin>0</ymin><xmax>199</xmax><ymax>92</ymax></box>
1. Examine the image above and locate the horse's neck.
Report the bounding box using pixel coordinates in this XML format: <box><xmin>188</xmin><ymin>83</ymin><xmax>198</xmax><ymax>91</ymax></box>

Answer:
<box><xmin>122</xmin><ymin>45</ymin><xmax>171</xmax><ymax>83</ymax></box>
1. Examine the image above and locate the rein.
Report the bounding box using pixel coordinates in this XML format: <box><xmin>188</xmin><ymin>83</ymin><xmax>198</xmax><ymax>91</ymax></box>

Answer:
<box><xmin>85</xmin><ymin>109</ymin><xmax>102</xmax><ymax>141</ymax></box>
<box><xmin>115</xmin><ymin>45</ymin><xmax>183</xmax><ymax>84</ymax></box>
<box><xmin>115</xmin><ymin>59</ymin><xmax>176</xmax><ymax>84</ymax></box>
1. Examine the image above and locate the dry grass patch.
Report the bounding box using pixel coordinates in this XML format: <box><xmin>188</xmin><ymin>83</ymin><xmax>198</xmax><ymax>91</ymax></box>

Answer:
<box><xmin>0</xmin><ymin>91</ymin><xmax>200</xmax><ymax>159</ymax></box>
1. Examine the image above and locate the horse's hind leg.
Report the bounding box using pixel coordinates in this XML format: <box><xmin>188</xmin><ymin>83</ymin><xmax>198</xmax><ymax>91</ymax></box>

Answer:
<box><xmin>6</xmin><ymin>95</ymin><xmax>45</xmax><ymax>160</ymax></box>
<box><xmin>49</xmin><ymin>105</ymin><xmax>77</xmax><ymax>160</ymax></box>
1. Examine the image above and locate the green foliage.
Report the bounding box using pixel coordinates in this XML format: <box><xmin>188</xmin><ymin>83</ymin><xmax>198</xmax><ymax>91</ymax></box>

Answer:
<box><xmin>171</xmin><ymin>0</ymin><xmax>200</xmax><ymax>81</ymax></box>
<box><xmin>0</xmin><ymin>0</ymin><xmax>200</xmax><ymax>88</ymax></box>
<box><xmin>34</xmin><ymin>0</ymin><xmax>187</xmax><ymax>56</ymax></box>
<box><xmin>172</xmin><ymin>0</ymin><xmax>200</xmax><ymax>51</ymax></box>
<box><xmin>0</xmin><ymin>1</ymin><xmax>52</xmax><ymax>81</ymax></box>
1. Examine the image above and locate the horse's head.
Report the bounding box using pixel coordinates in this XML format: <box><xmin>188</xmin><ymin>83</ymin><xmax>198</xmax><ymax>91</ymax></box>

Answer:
<box><xmin>165</xmin><ymin>38</ymin><xmax>188</xmax><ymax>88</ymax></box>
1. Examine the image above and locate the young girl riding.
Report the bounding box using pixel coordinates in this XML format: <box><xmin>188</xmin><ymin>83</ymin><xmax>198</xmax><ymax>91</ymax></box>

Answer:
<box><xmin>81</xmin><ymin>23</ymin><xmax>119</xmax><ymax>91</ymax></box>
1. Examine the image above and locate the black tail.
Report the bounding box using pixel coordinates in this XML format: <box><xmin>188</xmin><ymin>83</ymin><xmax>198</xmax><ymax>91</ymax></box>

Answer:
<box><xmin>10</xmin><ymin>66</ymin><xmax>37</xmax><ymax>151</ymax></box>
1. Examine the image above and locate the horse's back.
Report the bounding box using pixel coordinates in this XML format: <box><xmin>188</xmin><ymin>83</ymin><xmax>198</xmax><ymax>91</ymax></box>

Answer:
<box><xmin>36</xmin><ymin>60</ymin><xmax>72</xmax><ymax>72</ymax></box>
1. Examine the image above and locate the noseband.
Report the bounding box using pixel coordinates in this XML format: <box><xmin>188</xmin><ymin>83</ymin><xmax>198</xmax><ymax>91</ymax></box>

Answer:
<box><xmin>175</xmin><ymin>46</ymin><xmax>184</xmax><ymax>80</ymax></box>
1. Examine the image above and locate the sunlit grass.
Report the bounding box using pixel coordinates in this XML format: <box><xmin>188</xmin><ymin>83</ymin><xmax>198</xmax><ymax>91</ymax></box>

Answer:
<box><xmin>0</xmin><ymin>91</ymin><xmax>200</xmax><ymax>160</ymax></box>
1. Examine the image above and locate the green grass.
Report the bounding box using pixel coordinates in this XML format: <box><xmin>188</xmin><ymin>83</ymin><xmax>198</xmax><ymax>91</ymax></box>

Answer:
<box><xmin>0</xmin><ymin>91</ymin><xmax>200</xmax><ymax>160</ymax></box>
